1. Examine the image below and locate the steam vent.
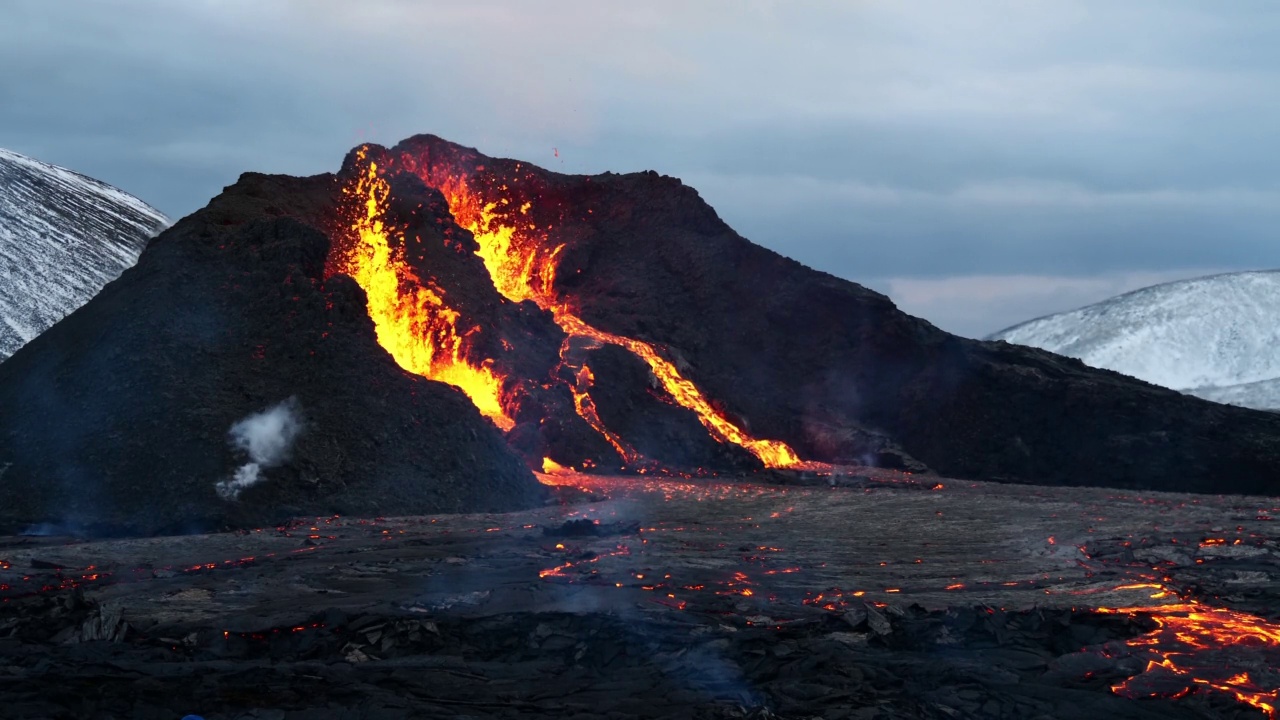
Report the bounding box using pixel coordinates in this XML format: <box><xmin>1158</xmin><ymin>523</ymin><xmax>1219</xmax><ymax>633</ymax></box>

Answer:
<box><xmin>2</xmin><ymin>134</ymin><xmax>1280</xmax><ymax>534</ymax></box>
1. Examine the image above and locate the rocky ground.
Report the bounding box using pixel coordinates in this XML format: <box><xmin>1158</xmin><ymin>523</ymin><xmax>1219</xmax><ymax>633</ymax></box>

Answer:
<box><xmin>1</xmin><ymin>469</ymin><xmax>1277</xmax><ymax>719</ymax></box>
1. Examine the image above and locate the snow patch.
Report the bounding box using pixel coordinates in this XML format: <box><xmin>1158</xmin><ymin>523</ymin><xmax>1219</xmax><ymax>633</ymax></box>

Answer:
<box><xmin>0</xmin><ymin>147</ymin><xmax>169</xmax><ymax>360</ymax></box>
<box><xmin>991</xmin><ymin>270</ymin><xmax>1280</xmax><ymax>410</ymax></box>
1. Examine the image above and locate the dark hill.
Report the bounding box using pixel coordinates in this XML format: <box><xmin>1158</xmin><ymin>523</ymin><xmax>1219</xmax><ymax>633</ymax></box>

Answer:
<box><xmin>389</xmin><ymin>134</ymin><xmax>1280</xmax><ymax>495</ymax></box>
<box><xmin>0</xmin><ymin>171</ymin><xmax>543</xmax><ymax>536</ymax></box>
<box><xmin>1</xmin><ymin>134</ymin><xmax>1278</xmax><ymax>540</ymax></box>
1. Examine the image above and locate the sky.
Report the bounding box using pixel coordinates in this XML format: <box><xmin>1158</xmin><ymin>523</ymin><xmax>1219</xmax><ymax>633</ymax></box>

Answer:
<box><xmin>3</xmin><ymin>0</ymin><xmax>1279</xmax><ymax>337</ymax></box>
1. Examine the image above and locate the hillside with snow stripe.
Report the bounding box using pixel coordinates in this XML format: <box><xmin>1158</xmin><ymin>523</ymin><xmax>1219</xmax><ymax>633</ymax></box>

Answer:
<box><xmin>989</xmin><ymin>270</ymin><xmax>1280</xmax><ymax>410</ymax></box>
<box><xmin>0</xmin><ymin>148</ymin><xmax>168</xmax><ymax>360</ymax></box>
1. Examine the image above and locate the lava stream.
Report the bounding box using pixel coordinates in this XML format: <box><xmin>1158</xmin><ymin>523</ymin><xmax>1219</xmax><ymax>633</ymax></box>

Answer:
<box><xmin>332</xmin><ymin>153</ymin><xmax>512</xmax><ymax>429</ymax></box>
<box><xmin>567</xmin><ymin>360</ymin><xmax>639</xmax><ymax>464</ymax></box>
<box><xmin>1098</xmin><ymin>601</ymin><xmax>1280</xmax><ymax>718</ymax></box>
<box><xmin>437</xmin><ymin>174</ymin><xmax>800</xmax><ymax>467</ymax></box>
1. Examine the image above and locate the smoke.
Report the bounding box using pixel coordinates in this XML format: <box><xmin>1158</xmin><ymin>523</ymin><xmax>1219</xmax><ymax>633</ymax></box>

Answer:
<box><xmin>216</xmin><ymin>397</ymin><xmax>304</xmax><ymax>500</ymax></box>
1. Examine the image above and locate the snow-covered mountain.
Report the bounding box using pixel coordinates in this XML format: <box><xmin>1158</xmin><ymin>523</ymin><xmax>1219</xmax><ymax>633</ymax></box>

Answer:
<box><xmin>989</xmin><ymin>271</ymin><xmax>1280</xmax><ymax>410</ymax></box>
<box><xmin>0</xmin><ymin>148</ymin><xmax>168</xmax><ymax>360</ymax></box>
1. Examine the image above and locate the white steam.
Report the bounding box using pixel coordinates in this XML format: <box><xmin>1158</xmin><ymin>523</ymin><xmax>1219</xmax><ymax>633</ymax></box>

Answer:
<box><xmin>216</xmin><ymin>397</ymin><xmax>304</xmax><ymax>500</ymax></box>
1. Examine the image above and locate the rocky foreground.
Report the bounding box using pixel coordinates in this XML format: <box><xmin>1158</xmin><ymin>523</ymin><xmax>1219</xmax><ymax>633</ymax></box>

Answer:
<box><xmin>1</xmin><ymin>470</ymin><xmax>1276</xmax><ymax>719</ymax></box>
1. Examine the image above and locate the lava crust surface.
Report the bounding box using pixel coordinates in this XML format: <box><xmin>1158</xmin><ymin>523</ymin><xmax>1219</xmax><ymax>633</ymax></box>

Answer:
<box><xmin>1</xmin><ymin>470</ymin><xmax>1277</xmax><ymax>719</ymax></box>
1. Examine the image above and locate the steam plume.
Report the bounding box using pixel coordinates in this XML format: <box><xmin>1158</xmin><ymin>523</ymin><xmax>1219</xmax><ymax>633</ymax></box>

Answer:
<box><xmin>216</xmin><ymin>397</ymin><xmax>304</xmax><ymax>500</ymax></box>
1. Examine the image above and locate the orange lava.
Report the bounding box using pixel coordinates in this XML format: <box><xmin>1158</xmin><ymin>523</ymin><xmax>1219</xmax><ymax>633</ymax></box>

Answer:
<box><xmin>566</xmin><ymin>359</ymin><xmax>640</xmax><ymax>464</ymax></box>
<box><xmin>540</xmin><ymin>457</ymin><xmax>571</xmax><ymax>475</ymax></box>
<box><xmin>539</xmin><ymin>543</ymin><xmax>631</xmax><ymax>579</ymax></box>
<box><xmin>332</xmin><ymin>152</ymin><xmax>512</xmax><ymax>430</ymax></box>
<box><xmin>1098</xmin><ymin>601</ymin><xmax>1280</xmax><ymax>717</ymax></box>
<box><xmin>433</xmin><ymin>172</ymin><xmax>800</xmax><ymax>468</ymax></box>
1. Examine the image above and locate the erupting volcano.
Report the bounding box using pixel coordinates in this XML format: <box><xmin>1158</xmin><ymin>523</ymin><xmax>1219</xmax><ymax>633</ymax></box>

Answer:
<box><xmin>1</xmin><ymin>134</ymin><xmax>1279</xmax><ymax>720</ymax></box>
<box><xmin>2</xmin><ymin>131</ymin><xmax>1280</xmax><ymax>534</ymax></box>
<box><xmin>328</xmin><ymin>144</ymin><xmax>800</xmax><ymax>472</ymax></box>
<box><xmin>316</xmin><ymin>134</ymin><xmax>1280</xmax><ymax>493</ymax></box>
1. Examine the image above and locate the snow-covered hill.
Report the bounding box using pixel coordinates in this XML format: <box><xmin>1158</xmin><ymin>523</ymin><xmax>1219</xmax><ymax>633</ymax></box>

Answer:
<box><xmin>989</xmin><ymin>271</ymin><xmax>1280</xmax><ymax>410</ymax></box>
<box><xmin>0</xmin><ymin>148</ymin><xmax>168</xmax><ymax>360</ymax></box>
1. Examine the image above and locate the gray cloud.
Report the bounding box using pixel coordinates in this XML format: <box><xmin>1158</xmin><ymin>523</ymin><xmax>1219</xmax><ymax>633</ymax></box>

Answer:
<box><xmin>2</xmin><ymin>0</ymin><xmax>1278</xmax><ymax>333</ymax></box>
<box><xmin>867</xmin><ymin>268</ymin><xmax>1234</xmax><ymax>339</ymax></box>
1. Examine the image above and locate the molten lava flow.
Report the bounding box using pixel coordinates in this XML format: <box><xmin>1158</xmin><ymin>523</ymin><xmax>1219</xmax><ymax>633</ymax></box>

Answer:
<box><xmin>1098</xmin><ymin>601</ymin><xmax>1280</xmax><ymax>717</ymax></box>
<box><xmin>567</xmin><ymin>361</ymin><xmax>640</xmax><ymax>464</ymax></box>
<box><xmin>555</xmin><ymin>313</ymin><xmax>800</xmax><ymax>467</ymax></box>
<box><xmin>540</xmin><ymin>457</ymin><xmax>571</xmax><ymax>474</ymax></box>
<box><xmin>436</xmin><ymin>174</ymin><xmax>799</xmax><ymax>467</ymax></box>
<box><xmin>334</xmin><ymin>152</ymin><xmax>513</xmax><ymax>430</ymax></box>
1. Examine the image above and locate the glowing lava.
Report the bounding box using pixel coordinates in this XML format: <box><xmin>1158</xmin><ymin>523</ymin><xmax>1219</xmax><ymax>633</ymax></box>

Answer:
<box><xmin>1098</xmin><ymin>601</ymin><xmax>1280</xmax><ymax>718</ymax></box>
<box><xmin>567</xmin><ymin>360</ymin><xmax>640</xmax><ymax>464</ymax></box>
<box><xmin>434</xmin><ymin>173</ymin><xmax>800</xmax><ymax>468</ymax></box>
<box><xmin>332</xmin><ymin>151</ymin><xmax>513</xmax><ymax>430</ymax></box>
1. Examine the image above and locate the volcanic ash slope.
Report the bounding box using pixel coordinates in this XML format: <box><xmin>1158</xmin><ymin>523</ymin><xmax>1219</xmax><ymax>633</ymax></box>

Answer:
<box><xmin>991</xmin><ymin>271</ymin><xmax>1280</xmax><ymax>411</ymax></box>
<box><xmin>0</xmin><ymin>171</ymin><xmax>542</xmax><ymax>536</ymax></box>
<box><xmin>0</xmin><ymin>148</ymin><xmax>169</xmax><ymax>360</ymax></box>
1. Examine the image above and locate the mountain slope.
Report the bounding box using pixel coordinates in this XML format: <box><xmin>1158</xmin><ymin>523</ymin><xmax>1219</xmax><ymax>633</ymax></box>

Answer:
<box><xmin>0</xmin><ymin>148</ymin><xmax>169</xmax><ymax>359</ymax></box>
<box><xmin>990</xmin><ymin>271</ymin><xmax>1280</xmax><ymax>409</ymax></box>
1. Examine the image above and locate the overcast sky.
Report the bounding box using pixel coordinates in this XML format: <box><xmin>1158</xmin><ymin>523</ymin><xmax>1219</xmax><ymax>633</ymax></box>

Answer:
<box><xmin>3</xmin><ymin>1</ymin><xmax>1278</xmax><ymax>337</ymax></box>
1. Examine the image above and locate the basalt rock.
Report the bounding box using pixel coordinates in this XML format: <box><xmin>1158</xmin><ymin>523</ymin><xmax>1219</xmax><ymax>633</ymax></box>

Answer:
<box><xmin>585</xmin><ymin>343</ymin><xmax>761</xmax><ymax>473</ymax></box>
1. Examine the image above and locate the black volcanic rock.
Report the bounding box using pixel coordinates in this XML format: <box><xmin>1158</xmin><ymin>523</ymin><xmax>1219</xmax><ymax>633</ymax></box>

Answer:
<box><xmin>0</xmin><ymin>171</ymin><xmax>544</xmax><ymax>536</ymax></box>
<box><xmin>389</xmin><ymin>134</ymin><xmax>1280</xmax><ymax>494</ymax></box>
<box><xmin>586</xmin><ymin>343</ymin><xmax>761</xmax><ymax>473</ymax></box>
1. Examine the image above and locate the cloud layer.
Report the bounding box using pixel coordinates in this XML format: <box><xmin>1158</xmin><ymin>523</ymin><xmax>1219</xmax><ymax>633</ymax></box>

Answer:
<box><xmin>3</xmin><ymin>1</ymin><xmax>1278</xmax><ymax>335</ymax></box>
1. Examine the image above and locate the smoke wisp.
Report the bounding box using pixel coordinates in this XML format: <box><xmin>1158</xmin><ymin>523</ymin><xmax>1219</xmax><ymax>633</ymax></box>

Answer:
<box><xmin>216</xmin><ymin>397</ymin><xmax>304</xmax><ymax>500</ymax></box>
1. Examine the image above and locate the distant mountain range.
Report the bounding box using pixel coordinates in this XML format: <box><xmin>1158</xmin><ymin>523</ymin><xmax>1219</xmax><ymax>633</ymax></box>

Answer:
<box><xmin>991</xmin><ymin>271</ymin><xmax>1280</xmax><ymax>410</ymax></box>
<box><xmin>0</xmin><ymin>148</ymin><xmax>168</xmax><ymax>360</ymax></box>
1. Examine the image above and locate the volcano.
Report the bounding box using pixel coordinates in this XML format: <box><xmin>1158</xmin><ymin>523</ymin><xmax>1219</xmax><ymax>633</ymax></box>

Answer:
<box><xmin>0</xmin><ymin>168</ymin><xmax>541</xmax><ymax>536</ymax></box>
<box><xmin>1</xmin><ymin>135</ymin><xmax>1279</xmax><ymax>534</ymax></box>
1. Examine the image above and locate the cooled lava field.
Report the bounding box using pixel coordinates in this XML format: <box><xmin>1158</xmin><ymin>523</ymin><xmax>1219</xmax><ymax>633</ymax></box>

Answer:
<box><xmin>2</xmin><ymin>468</ymin><xmax>1277</xmax><ymax>719</ymax></box>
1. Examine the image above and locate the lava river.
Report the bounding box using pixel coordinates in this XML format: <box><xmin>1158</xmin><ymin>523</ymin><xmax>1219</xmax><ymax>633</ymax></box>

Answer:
<box><xmin>330</xmin><ymin>147</ymin><xmax>798</xmax><ymax>470</ymax></box>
